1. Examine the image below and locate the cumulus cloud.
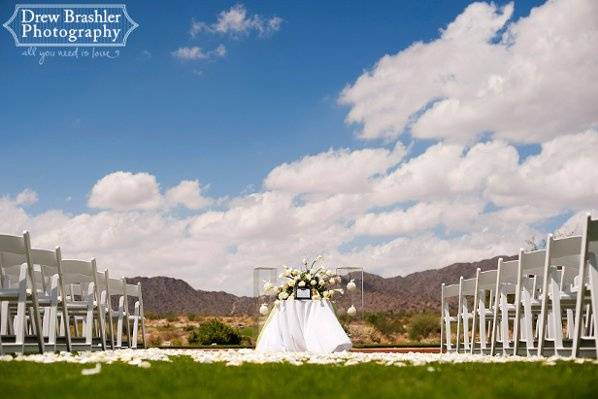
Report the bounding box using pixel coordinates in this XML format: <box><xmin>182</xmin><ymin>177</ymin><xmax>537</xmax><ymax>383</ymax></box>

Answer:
<box><xmin>166</xmin><ymin>180</ymin><xmax>212</xmax><ymax>210</ymax></box>
<box><xmin>7</xmin><ymin>130</ymin><xmax>597</xmax><ymax>294</ymax></box>
<box><xmin>89</xmin><ymin>172</ymin><xmax>162</xmax><ymax>211</ymax></box>
<box><xmin>353</xmin><ymin>201</ymin><xmax>484</xmax><ymax>236</ymax></box>
<box><xmin>190</xmin><ymin>4</ymin><xmax>282</xmax><ymax>38</ymax></box>
<box><xmin>171</xmin><ymin>45</ymin><xmax>227</xmax><ymax>61</ymax></box>
<box><xmin>15</xmin><ymin>188</ymin><xmax>38</xmax><ymax>206</ymax></box>
<box><xmin>264</xmin><ymin>143</ymin><xmax>405</xmax><ymax>195</ymax></box>
<box><xmin>88</xmin><ymin>172</ymin><xmax>211</xmax><ymax>211</ymax></box>
<box><xmin>340</xmin><ymin>0</ymin><xmax>598</xmax><ymax>143</ymax></box>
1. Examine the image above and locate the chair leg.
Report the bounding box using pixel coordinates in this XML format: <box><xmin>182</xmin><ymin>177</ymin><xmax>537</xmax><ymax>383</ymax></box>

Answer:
<box><xmin>500</xmin><ymin>293</ymin><xmax>510</xmax><ymax>353</ymax></box>
<box><xmin>444</xmin><ymin>304</ymin><xmax>452</xmax><ymax>351</ymax></box>
<box><xmin>550</xmin><ymin>278</ymin><xmax>563</xmax><ymax>354</ymax></box>
<box><xmin>588</xmin><ymin>260</ymin><xmax>598</xmax><ymax>358</ymax></box>
<box><xmin>566</xmin><ymin>309</ymin><xmax>575</xmax><ymax>339</ymax></box>
<box><xmin>0</xmin><ymin>301</ymin><xmax>8</xmax><ymax>335</ymax></box>
<box><xmin>478</xmin><ymin>303</ymin><xmax>487</xmax><ymax>352</ymax></box>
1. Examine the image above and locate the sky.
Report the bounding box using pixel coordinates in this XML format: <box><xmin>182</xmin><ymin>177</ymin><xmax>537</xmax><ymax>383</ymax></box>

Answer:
<box><xmin>1</xmin><ymin>0</ymin><xmax>597</xmax><ymax>295</ymax></box>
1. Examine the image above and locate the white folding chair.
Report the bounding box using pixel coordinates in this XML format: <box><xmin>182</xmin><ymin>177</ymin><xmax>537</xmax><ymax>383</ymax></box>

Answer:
<box><xmin>106</xmin><ymin>276</ymin><xmax>127</xmax><ymax>348</ymax></box>
<box><xmin>513</xmin><ymin>248</ymin><xmax>546</xmax><ymax>356</ymax></box>
<box><xmin>440</xmin><ymin>282</ymin><xmax>460</xmax><ymax>352</ymax></box>
<box><xmin>490</xmin><ymin>258</ymin><xmax>520</xmax><ymax>355</ymax></box>
<box><xmin>124</xmin><ymin>281</ymin><xmax>146</xmax><ymax>349</ymax></box>
<box><xmin>60</xmin><ymin>258</ymin><xmax>106</xmax><ymax>351</ymax></box>
<box><xmin>473</xmin><ymin>269</ymin><xmax>497</xmax><ymax>354</ymax></box>
<box><xmin>457</xmin><ymin>276</ymin><xmax>477</xmax><ymax>353</ymax></box>
<box><xmin>537</xmin><ymin>235</ymin><xmax>583</xmax><ymax>356</ymax></box>
<box><xmin>33</xmin><ymin>247</ymin><xmax>72</xmax><ymax>352</ymax></box>
<box><xmin>572</xmin><ymin>215</ymin><xmax>598</xmax><ymax>358</ymax></box>
<box><xmin>0</xmin><ymin>232</ymin><xmax>45</xmax><ymax>354</ymax></box>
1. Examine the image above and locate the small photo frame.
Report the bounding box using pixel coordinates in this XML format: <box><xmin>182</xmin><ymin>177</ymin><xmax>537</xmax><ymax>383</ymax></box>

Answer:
<box><xmin>295</xmin><ymin>287</ymin><xmax>312</xmax><ymax>300</ymax></box>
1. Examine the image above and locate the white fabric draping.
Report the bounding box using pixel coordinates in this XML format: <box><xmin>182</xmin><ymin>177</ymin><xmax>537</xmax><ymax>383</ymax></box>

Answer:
<box><xmin>255</xmin><ymin>299</ymin><xmax>352</xmax><ymax>353</ymax></box>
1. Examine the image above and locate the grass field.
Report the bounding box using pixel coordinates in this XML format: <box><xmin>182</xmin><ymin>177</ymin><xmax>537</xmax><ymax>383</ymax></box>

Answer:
<box><xmin>2</xmin><ymin>356</ymin><xmax>597</xmax><ymax>399</ymax></box>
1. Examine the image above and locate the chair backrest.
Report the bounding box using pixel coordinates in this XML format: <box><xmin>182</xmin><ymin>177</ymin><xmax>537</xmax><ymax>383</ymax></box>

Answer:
<box><xmin>442</xmin><ymin>283</ymin><xmax>459</xmax><ymax>298</ymax></box>
<box><xmin>499</xmin><ymin>259</ymin><xmax>519</xmax><ymax>282</ymax></box>
<box><xmin>460</xmin><ymin>277</ymin><xmax>476</xmax><ymax>295</ymax></box>
<box><xmin>547</xmin><ymin>235</ymin><xmax>583</xmax><ymax>288</ymax></box>
<box><xmin>61</xmin><ymin>259</ymin><xmax>94</xmax><ymax>279</ymax></box>
<box><xmin>0</xmin><ymin>252</ymin><xmax>26</xmax><ymax>286</ymax></box>
<box><xmin>0</xmin><ymin>233</ymin><xmax>34</xmax><ymax>288</ymax></box>
<box><xmin>498</xmin><ymin>259</ymin><xmax>519</xmax><ymax>294</ymax></box>
<box><xmin>0</xmin><ymin>251</ymin><xmax>26</xmax><ymax>267</ymax></box>
<box><xmin>477</xmin><ymin>270</ymin><xmax>497</xmax><ymax>289</ymax></box>
<box><xmin>125</xmin><ymin>282</ymin><xmax>141</xmax><ymax>298</ymax></box>
<box><xmin>107</xmin><ymin>277</ymin><xmax>125</xmax><ymax>294</ymax></box>
<box><xmin>587</xmin><ymin>216</ymin><xmax>598</xmax><ymax>268</ymax></box>
<box><xmin>0</xmin><ymin>234</ymin><xmax>27</xmax><ymax>256</ymax></box>
<box><xmin>578</xmin><ymin>214</ymin><xmax>598</xmax><ymax>287</ymax></box>
<box><xmin>96</xmin><ymin>271</ymin><xmax>107</xmax><ymax>292</ymax></box>
<box><xmin>520</xmin><ymin>249</ymin><xmax>546</xmax><ymax>284</ymax></box>
<box><xmin>30</xmin><ymin>249</ymin><xmax>60</xmax><ymax>292</ymax></box>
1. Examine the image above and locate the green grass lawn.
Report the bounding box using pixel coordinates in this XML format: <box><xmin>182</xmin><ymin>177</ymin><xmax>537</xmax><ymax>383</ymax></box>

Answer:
<box><xmin>1</xmin><ymin>357</ymin><xmax>597</xmax><ymax>399</ymax></box>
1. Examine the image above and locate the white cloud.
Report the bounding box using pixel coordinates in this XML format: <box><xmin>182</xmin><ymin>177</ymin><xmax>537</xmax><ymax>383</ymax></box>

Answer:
<box><xmin>88</xmin><ymin>171</ymin><xmax>212</xmax><ymax>212</ymax></box>
<box><xmin>171</xmin><ymin>45</ymin><xmax>226</xmax><ymax>61</ymax></box>
<box><xmin>265</xmin><ymin>143</ymin><xmax>405</xmax><ymax>195</ymax></box>
<box><xmin>172</xmin><ymin>46</ymin><xmax>207</xmax><ymax>60</ymax></box>
<box><xmin>353</xmin><ymin>200</ymin><xmax>484</xmax><ymax>236</ymax></box>
<box><xmin>6</xmin><ymin>129</ymin><xmax>597</xmax><ymax>295</ymax></box>
<box><xmin>166</xmin><ymin>180</ymin><xmax>211</xmax><ymax>210</ymax></box>
<box><xmin>15</xmin><ymin>188</ymin><xmax>38</xmax><ymax>206</ymax></box>
<box><xmin>89</xmin><ymin>172</ymin><xmax>162</xmax><ymax>211</ymax></box>
<box><xmin>340</xmin><ymin>0</ymin><xmax>598</xmax><ymax>143</ymax></box>
<box><xmin>190</xmin><ymin>4</ymin><xmax>282</xmax><ymax>38</ymax></box>
<box><xmin>487</xmin><ymin>130</ymin><xmax>598</xmax><ymax>210</ymax></box>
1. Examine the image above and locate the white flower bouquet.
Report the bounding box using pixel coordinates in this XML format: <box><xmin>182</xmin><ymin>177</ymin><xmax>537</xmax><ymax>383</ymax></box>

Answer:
<box><xmin>263</xmin><ymin>256</ymin><xmax>344</xmax><ymax>301</ymax></box>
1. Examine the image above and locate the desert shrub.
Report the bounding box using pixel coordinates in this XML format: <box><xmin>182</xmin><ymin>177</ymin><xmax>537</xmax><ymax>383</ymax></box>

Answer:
<box><xmin>188</xmin><ymin>319</ymin><xmax>242</xmax><ymax>346</ymax></box>
<box><xmin>144</xmin><ymin>311</ymin><xmax>161</xmax><ymax>320</ymax></box>
<box><xmin>187</xmin><ymin>313</ymin><xmax>198</xmax><ymax>322</ymax></box>
<box><xmin>165</xmin><ymin>313</ymin><xmax>178</xmax><ymax>322</ymax></box>
<box><xmin>158</xmin><ymin>322</ymin><xmax>174</xmax><ymax>331</ymax></box>
<box><xmin>365</xmin><ymin>312</ymin><xmax>405</xmax><ymax>336</ymax></box>
<box><xmin>170</xmin><ymin>337</ymin><xmax>184</xmax><ymax>347</ymax></box>
<box><xmin>407</xmin><ymin>313</ymin><xmax>440</xmax><ymax>341</ymax></box>
<box><xmin>147</xmin><ymin>334</ymin><xmax>163</xmax><ymax>347</ymax></box>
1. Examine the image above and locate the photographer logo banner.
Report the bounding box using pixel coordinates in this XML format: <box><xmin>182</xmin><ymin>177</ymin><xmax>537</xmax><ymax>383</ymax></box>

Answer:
<box><xmin>3</xmin><ymin>4</ymin><xmax>138</xmax><ymax>47</ymax></box>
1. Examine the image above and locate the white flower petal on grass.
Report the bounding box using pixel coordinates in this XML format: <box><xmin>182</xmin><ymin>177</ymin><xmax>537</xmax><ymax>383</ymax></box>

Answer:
<box><xmin>81</xmin><ymin>363</ymin><xmax>102</xmax><ymax>376</ymax></box>
<box><xmin>2</xmin><ymin>349</ymin><xmax>597</xmax><ymax>368</ymax></box>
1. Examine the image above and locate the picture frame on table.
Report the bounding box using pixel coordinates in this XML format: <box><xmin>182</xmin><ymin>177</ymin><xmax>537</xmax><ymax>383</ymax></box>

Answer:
<box><xmin>295</xmin><ymin>287</ymin><xmax>312</xmax><ymax>300</ymax></box>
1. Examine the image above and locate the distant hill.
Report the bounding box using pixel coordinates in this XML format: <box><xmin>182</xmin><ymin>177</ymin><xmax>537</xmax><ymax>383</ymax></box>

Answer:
<box><xmin>128</xmin><ymin>255</ymin><xmax>515</xmax><ymax>315</ymax></box>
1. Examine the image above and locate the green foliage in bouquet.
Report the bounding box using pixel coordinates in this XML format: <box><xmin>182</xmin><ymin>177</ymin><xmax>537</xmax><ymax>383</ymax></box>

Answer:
<box><xmin>264</xmin><ymin>256</ymin><xmax>344</xmax><ymax>301</ymax></box>
<box><xmin>188</xmin><ymin>319</ymin><xmax>242</xmax><ymax>346</ymax></box>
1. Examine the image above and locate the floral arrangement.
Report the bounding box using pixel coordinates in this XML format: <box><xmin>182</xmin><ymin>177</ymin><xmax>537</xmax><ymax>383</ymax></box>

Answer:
<box><xmin>263</xmin><ymin>256</ymin><xmax>344</xmax><ymax>301</ymax></box>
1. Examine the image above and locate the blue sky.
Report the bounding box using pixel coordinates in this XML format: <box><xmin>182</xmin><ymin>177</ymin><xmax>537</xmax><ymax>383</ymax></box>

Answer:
<box><xmin>1</xmin><ymin>0</ymin><xmax>544</xmax><ymax>214</ymax></box>
<box><xmin>1</xmin><ymin>0</ymin><xmax>596</xmax><ymax>293</ymax></box>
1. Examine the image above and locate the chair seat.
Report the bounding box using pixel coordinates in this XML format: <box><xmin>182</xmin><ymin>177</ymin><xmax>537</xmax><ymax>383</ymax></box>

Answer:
<box><xmin>65</xmin><ymin>301</ymin><xmax>93</xmax><ymax>309</ymax></box>
<box><xmin>0</xmin><ymin>288</ymin><xmax>21</xmax><ymax>298</ymax></box>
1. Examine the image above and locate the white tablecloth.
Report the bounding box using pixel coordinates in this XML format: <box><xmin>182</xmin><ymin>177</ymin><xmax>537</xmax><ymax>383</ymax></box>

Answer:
<box><xmin>255</xmin><ymin>299</ymin><xmax>352</xmax><ymax>353</ymax></box>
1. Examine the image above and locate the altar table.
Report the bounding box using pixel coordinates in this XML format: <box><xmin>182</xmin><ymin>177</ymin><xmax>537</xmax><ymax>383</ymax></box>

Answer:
<box><xmin>255</xmin><ymin>299</ymin><xmax>352</xmax><ymax>353</ymax></box>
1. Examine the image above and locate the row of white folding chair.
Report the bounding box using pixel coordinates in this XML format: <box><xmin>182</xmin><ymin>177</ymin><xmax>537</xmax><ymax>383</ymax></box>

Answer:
<box><xmin>0</xmin><ymin>231</ymin><xmax>146</xmax><ymax>353</ymax></box>
<box><xmin>103</xmin><ymin>275</ymin><xmax>146</xmax><ymax>349</ymax></box>
<box><xmin>441</xmin><ymin>214</ymin><xmax>598</xmax><ymax>358</ymax></box>
<box><xmin>0</xmin><ymin>245</ymin><xmax>105</xmax><ymax>353</ymax></box>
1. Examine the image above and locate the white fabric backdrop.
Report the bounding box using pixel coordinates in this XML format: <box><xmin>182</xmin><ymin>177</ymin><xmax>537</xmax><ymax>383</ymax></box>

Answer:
<box><xmin>255</xmin><ymin>299</ymin><xmax>352</xmax><ymax>353</ymax></box>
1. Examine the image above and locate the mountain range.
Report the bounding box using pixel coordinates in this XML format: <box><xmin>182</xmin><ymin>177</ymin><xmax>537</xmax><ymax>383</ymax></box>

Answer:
<box><xmin>127</xmin><ymin>254</ymin><xmax>516</xmax><ymax>315</ymax></box>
